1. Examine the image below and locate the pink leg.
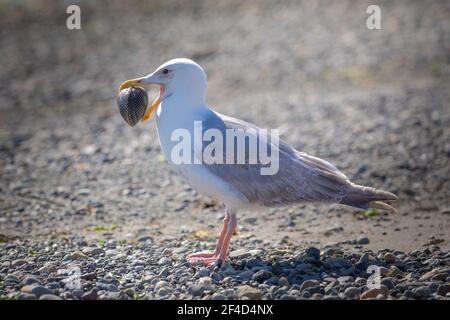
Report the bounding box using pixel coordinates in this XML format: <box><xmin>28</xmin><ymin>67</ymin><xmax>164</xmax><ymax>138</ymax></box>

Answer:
<box><xmin>187</xmin><ymin>210</ymin><xmax>237</xmax><ymax>265</ymax></box>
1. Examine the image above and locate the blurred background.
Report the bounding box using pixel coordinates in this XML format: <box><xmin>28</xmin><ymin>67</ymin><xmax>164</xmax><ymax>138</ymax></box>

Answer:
<box><xmin>0</xmin><ymin>0</ymin><xmax>449</xmax><ymax>250</ymax></box>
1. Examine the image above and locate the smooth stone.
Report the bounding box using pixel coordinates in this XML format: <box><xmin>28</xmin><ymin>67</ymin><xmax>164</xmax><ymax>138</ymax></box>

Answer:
<box><xmin>252</xmin><ymin>270</ymin><xmax>271</xmax><ymax>283</ymax></box>
<box><xmin>22</xmin><ymin>275</ymin><xmax>41</xmax><ymax>285</ymax></box>
<box><xmin>236</xmin><ymin>285</ymin><xmax>262</xmax><ymax>300</ymax></box>
<box><xmin>5</xmin><ymin>274</ymin><xmax>20</xmax><ymax>283</ymax></box>
<box><xmin>305</xmin><ymin>247</ymin><xmax>320</xmax><ymax>260</ymax></box>
<box><xmin>83</xmin><ymin>247</ymin><xmax>105</xmax><ymax>256</ymax></box>
<box><xmin>360</xmin><ymin>285</ymin><xmax>389</xmax><ymax>299</ymax></box>
<box><xmin>18</xmin><ymin>293</ymin><xmax>37</xmax><ymax>300</ymax></box>
<box><xmin>229</xmin><ymin>249</ymin><xmax>251</xmax><ymax>259</ymax></box>
<box><xmin>300</xmin><ymin>280</ymin><xmax>320</xmax><ymax>292</ymax></box>
<box><xmin>21</xmin><ymin>285</ymin><xmax>54</xmax><ymax>298</ymax></box>
<box><xmin>158</xmin><ymin>257</ymin><xmax>171</xmax><ymax>265</ymax></box>
<box><xmin>188</xmin><ymin>284</ymin><xmax>204</xmax><ymax>297</ymax></box>
<box><xmin>413</xmin><ymin>286</ymin><xmax>430</xmax><ymax>298</ymax></box>
<box><xmin>384</xmin><ymin>253</ymin><xmax>398</xmax><ymax>263</ymax></box>
<box><xmin>12</xmin><ymin>259</ymin><xmax>28</xmax><ymax>267</ymax></box>
<box><xmin>380</xmin><ymin>278</ymin><xmax>396</xmax><ymax>290</ymax></box>
<box><xmin>210</xmin><ymin>293</ymin><xmax>227</xmax><ymax>300</ymax></box>
<box><xmin>39</xmin><ymin>294</ymin><xmax>62</xmax><ymax>300</ymax></box>
<box><xmin>324</xmin><ymin>257</ymin><xmax>351</xmax><ymax>269</ymax></box>
<box><xmin>357</xmin><ymin>237</ymin><xmax>370</xmax><ymax>245</ymax></box>
<box><xmin>81</xmin><ymin>289</ymin><xmax>98</xmax><ymax>300</ymax></box>
<box><xmin>344</xmin><ymin>287</ymin><xmax>360</xmax><ymax>299</ymax></box>
<box><xmin>154</xmin><ymin>281</ymin><xmax>169</xmax><ymax>292</ymax></box>
<box><xmin>198</xmin><ymin>277</ymin><xmax>214</xmax><ymax>291</ymax></box>
<box><xmin>278</xmin><ymin>277</ymin><xmax>289</xmax><ymax>287</ymax></box>
<box><xmin>437</xmin><ymin>284</ymin><xmax>450</xmax><ymax>296</ymax></box>
<box><xmin>195</xmin><ymin>268</ymin><xmax>210</xmax><ymax>278</ymax></box>
<box><xmin>237</xmin><ymin>270</ymin><xmax>254</xmax><ymax>281</ymax></box>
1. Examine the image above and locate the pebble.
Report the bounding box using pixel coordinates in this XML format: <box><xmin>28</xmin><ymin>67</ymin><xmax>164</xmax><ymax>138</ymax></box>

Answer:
<box><xmin>384</xmin><ymin>253</ymin><xmax>398</xmax><ymax>263</ymax></box>
<box><xmin>81</xmin><ymin>289</ymin><xmax>98</xmax><ymax>300</ymax></box>
<box><xmin>39</xmin><ymin>294</ymin><xmax>62</xmax><ymax>300</ymax></box>
<box><xmin>229</xmin><ymin>249</ymin><xmax>251</xmax><ymax>259</ymax></box>
<box><xmin>21</xmin><ymin>285</ymin><xmax>54</xmax><ymax>298</ymax></box>
<box><xmin>324</xmin><ymin>257</ymin><xmax>351</xmax><ymax>269</ymax></box>
<box><xmin>238</xmin><ymin>270</ymin><xmax>254</xmax><ymax>281</ymax></box>
<box><xmin>188</xmin><ymin>284</ymin><xmax>204</xmax><ymax>297</ymax></box>
<box><xmin>300</xmin><ymin>280</ymin><xmax>320</xmax><ymax>292</ymax></box>
<box><xmin>158</xmin><ymin>257</ymin><xmax>172</xmax><ymax>265</ymax></box>
<box><xmin>343</xmin><ymin>287</ymin><xmax>360</xmax><ymax>299</ymax></box>
<box><xmin>360</xmin><ymin>285</ymin><xmax>389</xmax><ymax>299</ymax></box>
<box><xmin>18</xmin><ymin>293</ymin><xmax>37</xmax><ymax>300</ymax></box>
<box><xmin>437</xmin><ymin>284</ymin><xmax>450</xmax><ymax>296</ymax></box>
<box><xmin>236</xmin><ymin>285</ymin><xmax>262</xmax><ymax>300</ymax></box>
<box><xmin>357</xmin><ymin>237</ymin><xmax>370</xmax><ymax>245</ymax></box>
<box><xmin>83</xmin><ymin>247</ymin><xmax>105</xmax><ymax>256</ymax></box>
<box><xmin>252</xmin><ymin>270</ymin><xmax>271</xmax><ymax>282</ymax></box>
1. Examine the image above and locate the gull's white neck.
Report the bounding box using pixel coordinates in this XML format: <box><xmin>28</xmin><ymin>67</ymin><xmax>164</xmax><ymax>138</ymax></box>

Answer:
<box><xmin>155</xmin><ymin>91</ymin><xmax>209</xmax><ymax>162</ymax></box>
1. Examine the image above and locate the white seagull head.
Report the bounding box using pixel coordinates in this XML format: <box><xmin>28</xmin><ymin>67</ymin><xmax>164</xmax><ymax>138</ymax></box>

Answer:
<box><xmin>119</xmin><ymin>58</ymin><xmax>207</xmax><ymax>121</ymax></box>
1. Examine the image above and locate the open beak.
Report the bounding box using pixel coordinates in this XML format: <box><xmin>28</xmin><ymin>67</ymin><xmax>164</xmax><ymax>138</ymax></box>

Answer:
<box><xmin>118</xmin><ymin>77</ymin><xmax>164</xmax><ymax>122</ymax></box>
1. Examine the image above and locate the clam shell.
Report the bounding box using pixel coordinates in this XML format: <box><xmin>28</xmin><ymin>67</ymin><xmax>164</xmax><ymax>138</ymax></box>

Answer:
<box><xmin>117</xmin><ymin>87</ymin><xmax>148</xmax><ymax>127</ymax></box>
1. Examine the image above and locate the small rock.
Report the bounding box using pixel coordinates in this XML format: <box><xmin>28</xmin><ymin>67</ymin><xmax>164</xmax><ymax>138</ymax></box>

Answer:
<box><xmin>12</xmin><ymin>259</ymin><xmax>27</xmax><ymax>267</ymax></box>
<box><xmin>278</xmin><ymin>277</ymin><xmax>289</xmax><ymax>287</ymax></box>
<box><xmin>198</xmin><ymin>277</ymin><xmax>214</xmax><ymax>291</ymax></box>
<box><xmin>344</xmin><ymin>287</ymin><xmax>360</xmax><ymax>299</ymax></box>
<box><xmin>83</xmin><ymin>247</ymin><xmax>105</xmax><ymax>256</ymax></box>
<box><xmin>300</xmin><ymin>280</ymin><xmax>320</xmax><ymax>292</ymax></box>
<box><xmin>360</xmin><ymin>285</ymin><xmax>389</xmax><ymax>299</ymax></box>
<box><xmin>105</xmin><ymin>249</ymin><xmax>119</xmax><ymax>257</ymax></box>
<box><xmin>21</xmin><ymin>285</ymin><xmax>54</xmax><ymax>298</ymax></box>
<box><xmin>324</xmin><ymin>257</ymin><xmax>351</xmax><ymax>269</ymax></box>
<box><xmin>188</xmin><ymin>284</ymin><xmax>204</xmax><ymax>297</ymax></box>
<box><xmin>337</xmin><ymin>276</ymin><xmax>354</xmax><ymax>285</ymax></box>
<box><xmin>437</xmin><ymin>284</ymin><xmax>450</xmax><ymax>296</ymax></box>
<box><xmin>157</xmin><ymin>287</ymin><xmax>171</xmax><ymax>296</ymax></box>
<box><xmin>154</xmin><ymin>281</ymin><xmax>169</xmax><ymax>292</ymax></box>
<box><xmin>357</xmin><ymin>236</ymin><xmax>370</xmax><ymax>245</ymax></box>
<box><xmin>137</xmin><ymin>236</ymin><xmax>153</xmax><ymax>242</ymax></box>
<box><xmin>18</xmin><ymin>293</ymin><xmax>37</xmax><ymax>300</ymax></box>
<box><xmin>384</xmin><ymin>253</ymin><xmax>398</xmax><ymax>263</ymax></box>
<box><xmin>39</xmin><ymin>294</ymin><xmax>62</xmax><ymax>300</ymax></box>
<box><xmin>419</xmin><ymin>269</ymin><xmax>438</xmax><ymax>281</ymax></box>
<box><xmin>63</xmin><ymin>251</ymin><xmax>89</xmax><ymax>261</ymax></box>
<box><xmin>305</xmin><ymin>247</ymin><xmax>320</xmax><ymax>261</ymax></box>
<box><xmin>252</xmin><ymin>270</ymin><xmax>271</xmax><ymax>283</ymax></box>
<box><xmin>81</xmin><ymin>289</ymin><xmax>98</xmax><ymax>300</ymax></box>
<box><xmin>236</xmin><ymin>285</ymin><xmax>262</xmax><ymax>300</ymax></box>
<box><xmin>195</xmin><ymin>268</ymin><xmax>210</xmax><ymax>278</ymax></box>
<box><xmin>229</xmin><ymin>249</ymin><xmax>251</xmax><ymax>259</ymax></box>
<box><xmin>22</xmin><ymin>275</ymin><xmax>41</xmax><ymax>285</ymax></box>
<box><xmin>5</xmin><ymin>274</ymin><xmax>20</xmax><ymax>283</ymax></box>
<box><xmin>380</xmin><ymin>278</ymin><xmax>396</xmax><ymax>290</ymax></box>
<box><xmin>238</xmin><ymin>270</ymin><xmax>254</xmax><ymax>281</ymax></box>
<box><xmin>413</xmin><ymin>286</ymin><xmax>430</xmax><ymax>298</ymax></box>
<box><xmin>210</xmin><ymin>293</ymin><xmax>227</xmax><ymax>300</ymax></box>
<box><xmin>158</xmin><ymin>257</ymin><xmax>171</xmax><ymax>265</ymax></box>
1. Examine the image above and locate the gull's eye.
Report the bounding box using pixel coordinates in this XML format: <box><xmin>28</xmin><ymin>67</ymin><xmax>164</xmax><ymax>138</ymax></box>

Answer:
<box><xmin>162</xmin><ymin>68</ymin><xmax>169</xmax><ymax>74</ymax></box>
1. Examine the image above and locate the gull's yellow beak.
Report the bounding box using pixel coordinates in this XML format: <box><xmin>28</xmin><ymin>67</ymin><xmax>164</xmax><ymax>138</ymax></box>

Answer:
<box><xmin>118</xmin><ymin>77</ymin><xmax>163</xmax><ymax>122</ymax></box>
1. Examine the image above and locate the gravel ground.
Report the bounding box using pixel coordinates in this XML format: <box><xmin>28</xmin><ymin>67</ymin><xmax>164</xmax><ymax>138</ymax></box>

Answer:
<box><xmin>0</xmin><ymin>0</ymin><xmax>449</xmax><ymax>300</ymax></box>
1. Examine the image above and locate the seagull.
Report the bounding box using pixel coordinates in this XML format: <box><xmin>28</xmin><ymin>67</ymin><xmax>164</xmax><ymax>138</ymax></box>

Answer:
<box><xmin>119</xmin><ymin>58</ymin><xmax>397</xmax><ymax>265</ymax></box>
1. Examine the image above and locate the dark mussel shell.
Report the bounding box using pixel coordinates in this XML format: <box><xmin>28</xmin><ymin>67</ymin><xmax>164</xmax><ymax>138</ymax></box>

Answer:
<box><xmin>117</xmin><ymin>87</ymin><xmax>148</xmax><ymax>127</ymax></box>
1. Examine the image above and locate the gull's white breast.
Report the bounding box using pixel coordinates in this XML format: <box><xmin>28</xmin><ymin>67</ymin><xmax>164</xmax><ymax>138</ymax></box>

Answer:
<box><xmin>155</xmin><ymin>99</ymin><xmax>250</xmax><ymax>211</ymax></box>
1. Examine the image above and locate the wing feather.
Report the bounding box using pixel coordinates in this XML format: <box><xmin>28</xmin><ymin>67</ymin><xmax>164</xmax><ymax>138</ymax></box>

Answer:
<box><xmin>201</xmin><ymin>112</ymin><xmax>353</xmax><ymax>207</ymax></box>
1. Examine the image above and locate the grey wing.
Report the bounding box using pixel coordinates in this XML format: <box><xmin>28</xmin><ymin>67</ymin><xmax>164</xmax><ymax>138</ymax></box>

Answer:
<box><xmin>202</xmin><ymin>111</ymin><xmax>353</xmax><ymax>207</ymax></box>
